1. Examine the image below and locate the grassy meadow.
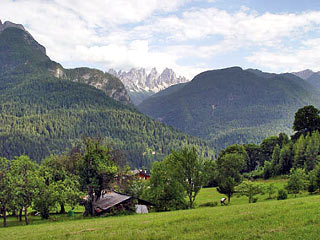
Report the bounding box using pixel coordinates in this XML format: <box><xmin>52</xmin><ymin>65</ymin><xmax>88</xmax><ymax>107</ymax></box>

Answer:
<box><xmin>1</xmin><ymin>178</ymin><xmax>320</xmax><ymax>240</ymax></box>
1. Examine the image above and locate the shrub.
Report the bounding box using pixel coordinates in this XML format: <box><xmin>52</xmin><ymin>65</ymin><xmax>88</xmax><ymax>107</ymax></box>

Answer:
<box><xmin>266</xmin><ymin>183</ymin><xmax>277</xmax><ymax>199</ymax></box>
<box><xmin>199</xmin><ymin>202</ymin><xmax>218</xmax><ymax>208</ymax></box>
<box><xmin>243</xmin><ymin>167</ymin><xmax>264</xmax><ymax>180</ymax></box>
<box><xmin>277</xmin><ymin>189</ymin><xmax>288</xmax><ymax>200</ymax></box>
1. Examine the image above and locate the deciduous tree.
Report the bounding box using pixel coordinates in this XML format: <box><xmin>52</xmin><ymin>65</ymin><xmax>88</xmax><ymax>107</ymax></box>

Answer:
<box><xmin>78</xmin><ymin>138</ymin><xmax>117</xmax><ymax>216</ymax></box>
<box><xmin>0</xmin><ymin>157</ymin><xmax>13</xmax><ymax>227</ymax></box>
<box><xmin>286</xmin><ymin>168</ymin><xmax>308</xmax><ymax>197</ymax></box>
<box><xmin>236</xmin><ymin>181</ymin><xmax>264</xmax><ymax>203</ymax></box>
<box><xmin>171</xmin><ymin>146</ymin><xmax>209</xmax><ymax>208</ymax></box>
<box><xmin>10</xmin><ymin>156</ymin><xmax>39</xmax><ymax>225</ymax></box>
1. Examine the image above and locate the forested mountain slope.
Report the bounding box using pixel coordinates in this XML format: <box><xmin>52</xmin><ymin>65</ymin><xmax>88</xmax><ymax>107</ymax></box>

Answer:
<box><xmin>0</xmin><ymin>25</ymin><xmax>214</xmax><ymax>168</ymax></box>
<box><xmin>138</xmin><ymin>67</ymin><xmax>320</xmax><ymax>150</ymax></box>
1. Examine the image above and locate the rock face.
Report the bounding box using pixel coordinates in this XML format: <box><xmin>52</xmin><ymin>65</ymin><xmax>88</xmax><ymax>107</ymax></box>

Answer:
<box><xmin>108</xmin><ymin>67</ymin><xmax>189</xmax><ymax>104</ymax></box>
<box><xmin>0</xmin><ymin>19</ymin><xmax>131</xmax><ymax>105</ymax></box>
<box><xmin>64</xmin><ymin>68</ymin><xmax>131</xmax><ymax>105</ymax></box>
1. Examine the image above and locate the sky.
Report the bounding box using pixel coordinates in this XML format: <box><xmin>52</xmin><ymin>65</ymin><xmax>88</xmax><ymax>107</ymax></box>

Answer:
<box><xmin>1</xmin><ymin>0</ymin><xmax>320</xmax><ymax>79</ymax></box>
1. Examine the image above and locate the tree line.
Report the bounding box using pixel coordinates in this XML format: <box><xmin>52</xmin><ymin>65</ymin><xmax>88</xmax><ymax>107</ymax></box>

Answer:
<box><xmin>0</xmin><ymin>137</ymin><xmax>140</xmax><ymax>227</ymax></box>
<box><xmin>1</xmin><ymin>105</ymin><xmax>319</xmax><ymax>227</ymax></box>
<box><xmin>142</xmin><ymin>105</ymin><xmax>320</xmax><ymax>208</ymax></box>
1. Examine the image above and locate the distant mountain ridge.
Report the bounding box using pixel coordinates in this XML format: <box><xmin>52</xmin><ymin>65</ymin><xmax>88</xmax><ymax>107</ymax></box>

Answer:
<box><xmin>292</xmin><ymin>69</ymin><xmax>320</xmax><ymax>90</ymax></box>
<box><xmin>138</xmin><ymin>67</ymin><xmax>320</xmax><ymax>150</ymax></box>
<box><xmin>108</xmin><ymin>68</ymin><xmax>189</xmax><ymax>104</ymax></box>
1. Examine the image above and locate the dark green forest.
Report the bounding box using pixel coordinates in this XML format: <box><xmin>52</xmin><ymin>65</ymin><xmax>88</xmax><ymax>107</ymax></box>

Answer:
<box><xmin>138</xmin><ymin>67</ymin><xmax>320</xmax><ymax>150</ymax></box>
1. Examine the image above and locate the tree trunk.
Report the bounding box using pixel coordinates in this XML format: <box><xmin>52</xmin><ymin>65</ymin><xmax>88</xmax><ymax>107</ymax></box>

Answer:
<box><xmin>60</xmin><ymin>204</ymin><xmax>66</xmax><ymax>214</ymax></box>
<box><xmin>19</xmin><ymin>209</ymin><xmax>23</xmax><ymax>222</ymax></box>
<box><xmin>3</xmin><ymin>206</ymin><xmax>7</xmax><ymax>227</ymax></box>
<box><xmin>24</xmin><ymin>207</ymin><xmax>29</xmax><ymax>225</ymax></box>
<box><xmin>41</xmin><ymin>208</ymin><xmax>50</xmax><ymax>219</ymax></box>
<box><xmin>228</xmin><ymin>194</ymin><xmax>231</xmax><ymax>204</ymax></box>
<box><xmin>92</xmin><ymin>194</ymin><xmax>97</xmax><ymax>216</ymax></box>
<box><xmin>189</xmin><ymin>194</ymin><xmax>193</xmax><ymax>209</ymax></box>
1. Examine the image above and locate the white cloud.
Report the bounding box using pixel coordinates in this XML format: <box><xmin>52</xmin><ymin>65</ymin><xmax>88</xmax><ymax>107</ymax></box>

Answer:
<box><xmin>246</xmin><ymin>38</ymin><xmax>320</xmax><ymax>72</ymax></box>
<box><xmin>1</xmin><ymin>1</ymin><xmax>320</xmax><ymax>77</ymax></box>
<box><xmin>149</xmin><ymin>8</ymin><xmax>320</xmax><ymax>46</ymax></box>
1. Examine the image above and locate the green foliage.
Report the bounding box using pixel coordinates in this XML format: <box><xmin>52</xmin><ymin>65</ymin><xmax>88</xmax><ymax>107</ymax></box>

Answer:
<box><xmin>216</xmin><ymin>146</ymin><xmax>247</xmax><ymax>203</ymax></box>
<box><xmin>216</xmin><ymin>176</ymin><xmax>236</xmax><ymax>203</ymax></box>
<box><xmin>263</xmin><ymin>161</ymin><xmax>272</xmax><ymax>180</ymax></box>
<box><xmin>34</xmin><ymin>156</ymin><xmax>82</xmax><ymax>218</ymax></box>
<box><xmin>217</xmin><ymin>145</ymin><xmax>247</xmax><ymax>181</ymax></box>
<box><xmin>78</xmin><ymin>138</ymin><xmax>117</xmax><ymax>216</ymax></box>
<box><xmin>286</xmin><ymin>168</ymin><xmax>308</xmax><ymax>197</ymax></box>
<box><xmin>279</xmin><ymin>142</ymin><xmax>294</xmax><ymax>174</ymax></box>
<box><xmin>243</xmin><ymin>167</ymin><xmax>264</xmax><ymax>180</ymax></box>
<box><xmin>271</xmin><ymin>144</ymin><xmax>281</xmax><ymax>176</ymax></box>
<box><xmin>277</xmin><ymin>189</ymin><xmax>288</xmax><ymax>200</ymax></box>
<box><xmin>33</xmin><ymin>167</ymin><xmax>61</xmax><ymax>219</ymax></box>
<box><xmin>304</xmin><ymin>132</ymin><xmax>320</xmax><ymax>172</ymax></box>
<box><xmin>10</xmin><ymin>156</ymin><xmax>39</xmax><ymax>225</ymax></box>
<box><xmin>236</xmin><ymin>180</ymin><xmax>265</xmax><ymax>203</ymax></box>
<box><xmin>171</xmin><ymin>146</ymin><xmax>209</xmax><ymax>208</ymax></box>
<box><xmin>243</xmin><ymin>144</ymin><xmax>261</xmax><ymax>172</ymax></box>
<box><xmin>260</xmin><ymin>136</ymin><xmax>280</xmax><ymax>163</ymax></box>
<box><xmin>199</xmin><ymin>201</ymin><xmax>218</xmax><ymax>207</ymax></box>
<box><xmin>266</xmin><ymin>183</ymin><xmax>278</xmax><ymax>199</ymax></box>
<box><xmin>293</xmin><ymin>135</ymin><xmax>307</xmax><ymax>169</ymax></box>
<box><xmin>293</xmin><ymin>105</ymin><xmax>320</xmax><ymax>138</ymax></box>
<box><xmin>142</xmin><ymin>157</ymin><xmax>187</xmax><ymax>211</ymax></box>
<box><xmin>307</xmin><ymin>169</ymin><xmax>319</xmax><ymax>194</ymax></box>
<box><xmin>0</xmin><ymin>157</ymin><xmax>13</xmax><ymax>227</ymax></box>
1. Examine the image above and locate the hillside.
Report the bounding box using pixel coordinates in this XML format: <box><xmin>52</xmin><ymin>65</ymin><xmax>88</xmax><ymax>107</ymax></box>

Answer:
<box><xmin>0</xmin><ymin>25</ymin><xmax>214</xmax><ymax>167</ymax></box>
<box><xmin>2</xmin><ymin>194</ymin><xmax>320</xmax><ymax>239</ymax></box>
<box><xmin>138</xmin><ymin>67</ymin><xmax>320</xmax><ymax>150</ymax></box>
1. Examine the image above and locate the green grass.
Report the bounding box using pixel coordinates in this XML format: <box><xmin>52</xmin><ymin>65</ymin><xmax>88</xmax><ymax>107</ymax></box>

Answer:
<box><xmin>1</xmin><ymin>178</ymin><xmax>319</xmax><ymax>239</ymax></box>
<box><xmin>196</xmin><ymin>178</ymin><xmax>288</xmax><ymax>207</ymax></box>
<box><xmin>1</xmin><ymin>194</ymin><xmax>319</xmax><ymax>239</ymax></box>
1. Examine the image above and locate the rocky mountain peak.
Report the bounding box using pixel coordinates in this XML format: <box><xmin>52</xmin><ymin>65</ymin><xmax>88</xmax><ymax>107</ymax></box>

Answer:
<box><xmin>108</xmin><ymin>67</ymin><xmax>189</xmax><ymax>105</ymax></box>
<box><xmin>109</xmin><ymin>67</ymin><xmax>189</xmax><ymax>93</ymax></box>
<box><xmin>0</xmin><ymin>19</ymin><xmax>46</xmax><ymax>56</ymax></box>
<box><xmin>0</xmin><ymin>20</ymin><xmax>25</xmax><ymax>33</ymax></box>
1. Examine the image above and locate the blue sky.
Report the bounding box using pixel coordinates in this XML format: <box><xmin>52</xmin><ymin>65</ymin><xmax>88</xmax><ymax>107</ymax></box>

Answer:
<box><xmin>1</xmin><ymin>0</ymin><xmax>320</xmax><ymax>78</ymax></box>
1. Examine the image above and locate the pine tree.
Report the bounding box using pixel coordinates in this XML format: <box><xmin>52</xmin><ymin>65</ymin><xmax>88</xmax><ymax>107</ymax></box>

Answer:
<box><xmin>271</xmin><ymin>144</ymin><xmax>280</xmax><ymax>176</ymax></box>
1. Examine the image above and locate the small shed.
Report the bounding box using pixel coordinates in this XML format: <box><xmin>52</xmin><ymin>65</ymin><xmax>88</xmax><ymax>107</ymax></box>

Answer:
<box><xmin>94</xmin><ymin>191</ymin><xmax>153</xmax><ymax>215</ymax></box>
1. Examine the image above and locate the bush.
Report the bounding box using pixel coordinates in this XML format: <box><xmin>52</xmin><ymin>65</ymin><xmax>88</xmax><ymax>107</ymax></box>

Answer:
<box><xmin>243</xmin><ymin>168</ymin><xmax>264</xmax><ymax>180</ymax></box>
<box><xmin>277</xmin><ymin>189</ymin><xmax>288</xmax><ymax>200</ymax></box>
<box><xmin>199</xmin><ymin>202</ymin><xmax>218</xmax><ymax>208</ymax></box>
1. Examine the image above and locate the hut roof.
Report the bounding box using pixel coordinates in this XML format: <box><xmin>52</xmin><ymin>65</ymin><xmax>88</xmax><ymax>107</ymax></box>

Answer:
<box><xmin>95</xmin><ymin>191</ymin><xmax>132</xmax><ymax>212</ymax></box>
